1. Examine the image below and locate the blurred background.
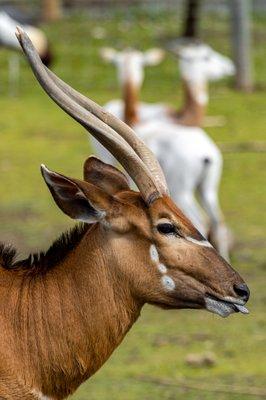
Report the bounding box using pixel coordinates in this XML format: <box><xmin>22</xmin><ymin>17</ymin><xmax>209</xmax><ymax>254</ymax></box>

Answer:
<box><xmin>0</xmin><ymin>0</ymin><xmax>265</xmax><ymax>399</ymax></box>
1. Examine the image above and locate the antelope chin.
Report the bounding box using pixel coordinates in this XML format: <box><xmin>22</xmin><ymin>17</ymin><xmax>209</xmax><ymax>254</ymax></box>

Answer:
<box><xmin>204</xmin><ymin>295</ymin><xmax>249</xmax><ymax>318</ymax></box>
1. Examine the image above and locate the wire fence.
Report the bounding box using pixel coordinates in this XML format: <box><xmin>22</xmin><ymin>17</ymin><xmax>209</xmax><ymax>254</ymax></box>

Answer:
<box><xmin>0</xmin><ymin>0</ymin><xmax>266</xmax><ymax>16</ymax></box>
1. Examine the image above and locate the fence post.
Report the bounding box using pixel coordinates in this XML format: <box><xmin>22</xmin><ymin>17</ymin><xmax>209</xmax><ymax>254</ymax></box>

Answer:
<box><xmin>182</xmin><ymin>0</ymin><xmax>201</xmax><ymax>38</ymax></box>
<box><xmin>230</xmin><ymin>0</ymin><xmax>253</xmax><ymax>91</ymax></box>
<box><xmin>42</xmin><ymin>0</ymin><xmax>63</xmax><ymax>22</ymax></box>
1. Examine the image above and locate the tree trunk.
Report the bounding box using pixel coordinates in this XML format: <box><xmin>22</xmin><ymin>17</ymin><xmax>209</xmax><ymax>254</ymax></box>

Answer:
<box><xmin>229</xmin><ymin>0</ymin><xmax>253</xmax><ymax>91</ymax></box>
<box><xmin>182</xmin><ymin>0</ymin><xmax>201</xmax><ymax>38</ymax></box>
<box><xmin>42</xmin><ymin>0</ymin><xmax>62</xmax><ymax>22</ymax></box>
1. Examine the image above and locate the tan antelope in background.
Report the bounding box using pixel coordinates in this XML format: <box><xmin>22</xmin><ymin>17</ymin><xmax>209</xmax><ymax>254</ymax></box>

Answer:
<box><xmin>0</xmin><ymin>29</ymin><xmax>249</xmax><ymax>400</ymax></box>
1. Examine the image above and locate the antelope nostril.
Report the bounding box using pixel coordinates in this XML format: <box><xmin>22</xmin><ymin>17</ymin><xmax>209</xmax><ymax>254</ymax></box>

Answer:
<box><xmin>234</xmin><ymin>283</ymin><xmax>250</xmax><ymax>301</ymax></box>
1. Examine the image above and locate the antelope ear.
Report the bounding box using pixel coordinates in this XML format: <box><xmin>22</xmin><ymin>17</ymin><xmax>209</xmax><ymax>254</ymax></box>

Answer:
<box><xmin>100</xmin><ymin>47</ymin><xmax>118</xmax><ymax>63</ymax></box>
<box><xmin>142</xmin><ymin>48</ymin><xmax>165</xmax><ymax>66</ymax></box>
<box><xmin>83</xmin><ymin>157</ymin><xmax>130</xmax><ymax>195</ymax></box>
<box><xmin>41</xmin><ymin>164</ymin><xmax>112</xmax><ymax>223</ymax></box>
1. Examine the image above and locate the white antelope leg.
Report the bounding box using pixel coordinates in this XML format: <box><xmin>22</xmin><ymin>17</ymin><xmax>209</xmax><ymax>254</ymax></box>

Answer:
<box><xmin>197</xmin><ymin>152</ymin><xmax>230</xmax><ymax>260</ymax></box>
<box><xmin>174</xmin><ymin>190</ymin><xmax>207</xmax><ymax>236</ymax></box>
<box><xmin>91</xmin><ymin>135</ymin><xmax>117</xmax><ymax>166</ymax></box>
<box><xmin>142</xmin><ymin>125</ymin><xmax>208</xmax><ymax>236</ymax></box>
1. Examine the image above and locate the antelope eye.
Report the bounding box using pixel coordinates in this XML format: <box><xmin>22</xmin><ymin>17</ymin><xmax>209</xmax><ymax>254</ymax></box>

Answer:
<box><xmin>157</xmin><ymin>223</ymin><xmax>176</xmax><ymax>235</ymax></box>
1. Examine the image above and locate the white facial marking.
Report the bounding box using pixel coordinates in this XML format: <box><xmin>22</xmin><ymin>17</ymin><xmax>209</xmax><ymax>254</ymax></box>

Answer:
<box><xmin>158</xmin><ymin>263</ymin><xmax>167</xmax><ymax>274</ymax></box>
<box><xmin>150</xmin><ymin>244</ymin><xmax>159</xmax><ymax>263</ymax></box>
<box><xmin>150</xmin><ymin>244</ymin><xmax>175</xmax><ymax>291</ymax></box>
<box><xmin>162</xmin><ymin>275</ymin><xmax>175</xmax><ymax>291</ymax></box>
<box><xmin>186</xmin><ymin>236</ymin><xmax>213</xmax><ymax>248</ymax></box>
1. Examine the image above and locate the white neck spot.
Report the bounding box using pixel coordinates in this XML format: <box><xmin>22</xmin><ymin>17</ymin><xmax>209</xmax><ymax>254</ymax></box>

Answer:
<box><xmin>150</xmin><ymin>244</ymin><xmax>176</xmax><ymax>291</ymax></box>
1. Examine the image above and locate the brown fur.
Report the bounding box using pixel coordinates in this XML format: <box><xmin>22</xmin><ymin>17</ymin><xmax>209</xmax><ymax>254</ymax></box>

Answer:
<box><xmin>123</xmin><ymin>81</ymin><xmax>139</xmax><ymax>127</ymax></box>
<box><xmin>0</xmin><ymin>158</ymin><xmax>246</xmax><ymax>399</ymax></box>
<box><xmin>122</xmin><ymin>76</ymin><xmax>205</xmax><ymax>128</ymax></box>
<box><xmin>170</xmin><ymin>80</ymin><xmax>206</xmax><ymax>127</ymax></box>
<box><xmin>83</xmin><ymin>156</ymin><xmax>129</xmax><ymax>195</ymax></box>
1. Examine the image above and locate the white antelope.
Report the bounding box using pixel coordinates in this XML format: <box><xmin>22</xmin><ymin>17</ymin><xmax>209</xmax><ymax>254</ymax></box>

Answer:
<box><xmin>0</xmin><ymin>11</ymin><xmax>52</xmax><ymax>93</ymax></box>
<box><xmin>93</xmin><ymin>43</ymin><xmax>235</xmax><ymax>260</ymax></box>
<box><xmin>0</xmin><ymin>29</ymin><xmax>249</xmax><ymax>399</ymax></box>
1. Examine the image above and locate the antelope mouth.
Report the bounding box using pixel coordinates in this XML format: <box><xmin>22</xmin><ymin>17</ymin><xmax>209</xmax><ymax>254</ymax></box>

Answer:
<box><xmin>204</xmin><ymin>294</ymin><xmax>249</xmax><ymax>318</ymax></box>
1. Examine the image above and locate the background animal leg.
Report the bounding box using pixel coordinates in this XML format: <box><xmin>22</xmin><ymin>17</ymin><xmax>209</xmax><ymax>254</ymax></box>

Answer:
<box><xmin>198</xmin><ymin>188</ymin><xmax>231</xmax><ymax>260</ymax></box>
<box><xmin>174</xmin><ymin>192</ymin><xmax>207</xmax><ymax>237</ymax></box>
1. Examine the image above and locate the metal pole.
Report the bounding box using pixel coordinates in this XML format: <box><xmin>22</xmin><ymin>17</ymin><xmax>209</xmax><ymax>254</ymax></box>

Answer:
<box><xmin>230</xmin><ymin>0</ymin><xmax>253</xmax><ymax>91</ymax></box>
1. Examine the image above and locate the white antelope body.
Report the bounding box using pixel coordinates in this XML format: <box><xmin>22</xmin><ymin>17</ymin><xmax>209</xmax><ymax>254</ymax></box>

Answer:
<box><xmin>93</xmin><ymin>44</ymin><xmax>235</xmax><ymax>259</ymax></box>
<box><xmin>0</xmin><ymin>11</ymin><xmax>52</xmax><ymax>93</ymax></box>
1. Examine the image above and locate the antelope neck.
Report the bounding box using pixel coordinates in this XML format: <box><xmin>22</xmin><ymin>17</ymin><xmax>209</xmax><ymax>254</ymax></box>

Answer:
<box><xmin>0</xmin><ymin>225</ymin><xmax>141</xmax><ymax>399</ymax></box>
<box><xmin>123</xmin><ymin>80</ymin><xmax>139</xmax><ymax>126</ymax></box>
<box><xmin>174</xmin><ymin>79</ymin><xmax>207</xmax><ymax>127</ymax></box>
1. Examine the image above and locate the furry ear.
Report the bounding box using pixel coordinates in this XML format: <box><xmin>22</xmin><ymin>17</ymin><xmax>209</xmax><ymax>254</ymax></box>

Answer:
<box><xmin>41</xmin><ymin>164</ymin><xmax>112</xmax><ymax>223</ymax></box>
<box><xmin>83</xmin><ymin>157</ymin><xmax>130</xmax><ymax>195</ymax></box>
<box><xmin>142</xmin><ymin>48</ymin><xmax>165</xmax><ymax>66</ymax></box>
<box><xmin>100</xmin><ymin>47</ymin><xmax>118</xmax><ymax>63</ymax></box>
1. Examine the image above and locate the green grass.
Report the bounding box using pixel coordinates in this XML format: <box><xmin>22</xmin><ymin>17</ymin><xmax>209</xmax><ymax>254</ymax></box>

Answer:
<box><xmin>0</xmin><ymin>10</ymin><xmax>265</xmax><ymax>400</ymax></box>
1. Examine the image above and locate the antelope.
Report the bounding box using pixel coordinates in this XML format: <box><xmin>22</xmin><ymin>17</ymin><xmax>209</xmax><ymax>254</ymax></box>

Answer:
<box><xmin>98</xmin><ymin>43</ymin><xmax>235</xmax><ymax>127</ymax></box>
<box><xmin>93</xmin><ymin>43</ymin><xmax>235</xmax><ymax>260</ymax></box>
<box><xmin>99</xmin><ymin>47</ymin><xmax>165</xmax><ymax>127</ymax></box>
<box><xmin>0</xmin><ymin>28</ymin><xmax>249</xmax><ymax>400</ymax></box>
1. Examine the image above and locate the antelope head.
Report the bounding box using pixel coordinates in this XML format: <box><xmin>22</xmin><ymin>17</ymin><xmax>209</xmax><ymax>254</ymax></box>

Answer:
<box><xmin>17</xmin><ymin>28</ymin><xmax>249</xmax><ymax>318</ymax></box>
<box><xmin>170</xmin><ymin>41</ymin><xmax>235</xmax><ymax>84</ymax></box>
<box><xmin>100</xmin><ymin>47</ymin><xmax>164</xmax><ymax>90</ymax></box>
<box><xmin>169</xmin><ymin>41</ymin><xmax>235</xmax><ymax>108</ymax></box>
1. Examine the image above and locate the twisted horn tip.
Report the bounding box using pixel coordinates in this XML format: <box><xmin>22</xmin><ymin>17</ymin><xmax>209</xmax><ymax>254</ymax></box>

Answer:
<box><xmin>15</xmin><ymin>26</ymin><xmax>25</xmax><ymax>42</ymax></box>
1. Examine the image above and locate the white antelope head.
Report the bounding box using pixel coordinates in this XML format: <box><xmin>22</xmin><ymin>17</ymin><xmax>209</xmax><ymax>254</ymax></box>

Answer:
<box><xmin>100</xmin><ymin>47</ymin><xmax>165</xmax><ymax>89</ymax></box>
<box><xmin>17</xmin><ymin>28</ymin><xmax>249</xmax><ymax>318</ymax></box>
<box><xmin>100</xmin><ymin>47</ymin><xmax>164</xmax><ymax>126</ymax></box>
<box><xmin>177</xmin><ymin>42</ymin><xmax>235</xmax><ymax>83</ymax></box>
<box><xmin>169</xmin><ymin>41</ymin><xmax>235</xmax><ymax>107</ymax></box>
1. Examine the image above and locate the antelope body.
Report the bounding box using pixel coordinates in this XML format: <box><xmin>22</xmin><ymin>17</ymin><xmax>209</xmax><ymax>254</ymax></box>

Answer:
<box><xmin>93</xmin><ymin>44</ymin><xmax>235</xmax><ymax>259</ymax></box>
<box><xmin>0</xmin><ymin>30</ymin><xmax>249</xmax><ymax>399</ymax></box>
